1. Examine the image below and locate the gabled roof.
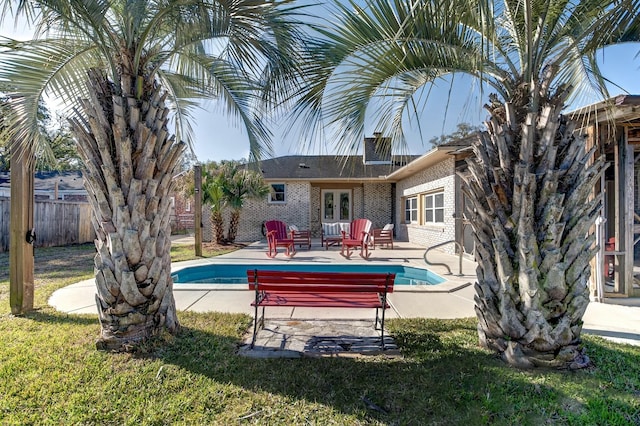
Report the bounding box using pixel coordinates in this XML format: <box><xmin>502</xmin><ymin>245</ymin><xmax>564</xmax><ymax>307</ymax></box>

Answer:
<box><xmin>384</xmin><ymin>134</ymin><xmax>479</xmax><ymax>180</ymax></box>
<box><xmin>251</xmin><ymin>155</ymin><xmax>420</xmax><ymax>182</ymax></box>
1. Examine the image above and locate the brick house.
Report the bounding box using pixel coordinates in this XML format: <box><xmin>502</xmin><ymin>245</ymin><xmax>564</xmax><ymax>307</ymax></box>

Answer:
<box><xmin>171</xmin><ymin>192</ymin><xmax>195</xmax><ymax>232</ymax></box>
<box><xmin>214</xmin><ymin>134</ymin><xmax>475</xmax><ymax>256</ymax></box>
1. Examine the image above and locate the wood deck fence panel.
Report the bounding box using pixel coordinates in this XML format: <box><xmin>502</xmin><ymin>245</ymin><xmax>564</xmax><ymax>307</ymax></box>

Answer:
<box><xmin>0</xmin><ymin>198</ymin><xmax>95</xmax><ymax>252</ymax></box>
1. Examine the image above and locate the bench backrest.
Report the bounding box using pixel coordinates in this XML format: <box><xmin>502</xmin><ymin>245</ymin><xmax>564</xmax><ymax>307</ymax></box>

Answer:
<box><xmin>247</xmin><ymin>270</ymin><xmax>395</xmax><ymax>294</ymax></box>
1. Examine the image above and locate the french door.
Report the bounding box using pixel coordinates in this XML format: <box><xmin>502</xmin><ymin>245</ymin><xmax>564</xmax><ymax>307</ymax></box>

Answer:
<box><xmin>322</xmin><ymin>190</ymin><xmax>351</xmax><ymax>222</ymax></box>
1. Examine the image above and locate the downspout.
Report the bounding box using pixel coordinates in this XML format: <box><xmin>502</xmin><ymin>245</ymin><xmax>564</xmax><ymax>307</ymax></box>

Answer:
<box><xmin>390</xmin><ymin>183</ymin><xmax>396</xmax><ymax>236</ymax></box>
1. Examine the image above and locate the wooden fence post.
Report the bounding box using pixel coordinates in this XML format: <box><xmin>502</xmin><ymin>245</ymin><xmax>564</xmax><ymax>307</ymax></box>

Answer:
<box><xmin>9</xmin><ymin>148</ymin><xmax>34</xmax><ymax>314</ymax></box>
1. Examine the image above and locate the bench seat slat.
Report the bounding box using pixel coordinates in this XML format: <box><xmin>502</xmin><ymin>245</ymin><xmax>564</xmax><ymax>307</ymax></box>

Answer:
<box><xmin>252</xmin><ymin>292</ymin><xmax>388</xmax><ymax>308</ymax></box>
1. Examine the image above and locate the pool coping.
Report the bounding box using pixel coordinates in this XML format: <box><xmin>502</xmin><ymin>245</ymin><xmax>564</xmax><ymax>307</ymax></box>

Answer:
<box><xmin>172</xmin><ymin>282</ymin><xmax>472</xmax><ymax>293</ymax></box>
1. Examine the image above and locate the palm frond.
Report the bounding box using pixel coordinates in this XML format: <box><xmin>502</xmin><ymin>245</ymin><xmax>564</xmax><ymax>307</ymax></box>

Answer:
<box><xmin>0</xmin><ymin>36</ymin><xmax>99</xmax><ymax>153</ymax></box>
<box><xmin>1</xmin><ymin>0</ymin><xmax>306</xmax><ymax>164</ymax></box>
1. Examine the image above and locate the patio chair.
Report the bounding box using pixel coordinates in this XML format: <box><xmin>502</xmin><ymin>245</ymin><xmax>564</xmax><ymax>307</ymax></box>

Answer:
<box><xmin>289</xmin><ymin>225</ymin><xmax>311</xmax><ymax>250</ymax></box>
<box><xmin>321</xmin><ymin>222</ymin><xmax>349</xmax><ymax>250</ymax></box>
<box><xmin>371</xmin><ymin>224</ymin><xmax>394</xmax><ymax>249</ymax></box>
<box><xmin>340</xmin><ymin>218</ymin><xmax>372</xmax><ymax>259</ymax></box>
<box><xmin>264</xmin><ymin>220</ymin><xmax>295</xmax><ymax>258</ymax></box>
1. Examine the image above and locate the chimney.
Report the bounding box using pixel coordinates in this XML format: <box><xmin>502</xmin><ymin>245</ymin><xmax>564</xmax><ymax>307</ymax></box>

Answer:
<box><xmin>363</xmin><ymin>132</ymin><xmax>392</xmax><ymax>165</ymax></box>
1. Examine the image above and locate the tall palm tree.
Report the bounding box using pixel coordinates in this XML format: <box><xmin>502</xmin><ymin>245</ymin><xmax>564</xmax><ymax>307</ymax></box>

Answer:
<box><xmin>219</xmin><ymin>161</ymin><xmax>268</xmax><ymax>242</ymax></box>
<box><xmin>294</xmin><ymin>0</ymin><xmax>639</xmax><ymax>368</ymax></box>
<box><xmin>0</xmin><ymin>0</ymin><xmax>304</xmax><ymax>350</ymax></box>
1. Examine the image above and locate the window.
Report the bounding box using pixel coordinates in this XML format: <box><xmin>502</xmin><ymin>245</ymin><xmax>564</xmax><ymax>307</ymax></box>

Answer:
<box><xmin>404</xmin><ymin>197</ymin><xmax>418</xmax><ymax>223</ymax></box>
<box><xmin>268</xmin><ymin>183</ymin><xmax>286</xmax><ymax>203</ymax></box>
<box><xmin>424</xmin><ymin>192</ymin><xmax>444</xmax><ymax>224</ymax></box>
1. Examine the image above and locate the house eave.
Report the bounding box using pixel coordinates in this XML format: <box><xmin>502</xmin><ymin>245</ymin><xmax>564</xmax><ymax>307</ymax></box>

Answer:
<box><xmin>568</xmin><ymin>94</ymin><xmax>640</xmax><ymax>126</ymax></box>
<box><xmin>383</xmin><ymin>146</ymin><xmax>455</xmax><ymax>181</ymax></box>
<box><xmin>262</xmin><ymin>177</ymin><xmax>389</xmax><ymax>183</ymax></box>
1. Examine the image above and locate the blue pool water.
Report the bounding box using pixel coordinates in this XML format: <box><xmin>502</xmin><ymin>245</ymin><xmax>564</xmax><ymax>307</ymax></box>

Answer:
<box><xmin>172</xmin><ymin>263</ymin><xmax>445</xmax><ymax>286</ymax></box>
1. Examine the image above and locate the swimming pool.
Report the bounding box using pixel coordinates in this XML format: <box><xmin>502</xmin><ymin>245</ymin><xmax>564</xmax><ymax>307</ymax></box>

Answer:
<box><xmin>171</xmin><ymin>263</ymin><xmax>445</xmax><ymax>286</ymax></box>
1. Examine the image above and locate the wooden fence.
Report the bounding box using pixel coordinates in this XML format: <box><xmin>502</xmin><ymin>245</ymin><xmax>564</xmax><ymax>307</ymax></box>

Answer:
<box><xmin>0</xmin><ymin>198</ymin><xmax>94</xmax><ymax>252</ymax></box>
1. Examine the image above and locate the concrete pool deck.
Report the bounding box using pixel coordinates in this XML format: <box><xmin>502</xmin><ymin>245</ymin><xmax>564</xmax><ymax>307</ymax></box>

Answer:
<box><xmin>49</xmin><ymin>237</ymin><xmax>640</xmax><ymax>349</ymax></box>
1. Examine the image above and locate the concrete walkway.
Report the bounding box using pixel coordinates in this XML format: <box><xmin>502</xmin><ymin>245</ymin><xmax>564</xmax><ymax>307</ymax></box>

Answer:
<box><xmin>49</xmin><ymin>238</ymin><xmax>640</xmax><ymax>352</ymax></box>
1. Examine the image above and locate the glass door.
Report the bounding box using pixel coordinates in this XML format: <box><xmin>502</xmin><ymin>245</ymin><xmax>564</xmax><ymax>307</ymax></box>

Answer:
<box><xmin>322</xmin><ymin>190</ymin><xmax>351</xmax><ymax>222</ymax></box>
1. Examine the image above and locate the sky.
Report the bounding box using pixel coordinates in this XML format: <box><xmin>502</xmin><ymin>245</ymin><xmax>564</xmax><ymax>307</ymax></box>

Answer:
<box><xmin>2</xmin><ymin>6</ymin><xmax>640</xmax><ymax>163</ymax></box>
<box><xmin>182</xmin><ymin>42</ymin><xmax>640</xmax><ymax>162</ymax></box>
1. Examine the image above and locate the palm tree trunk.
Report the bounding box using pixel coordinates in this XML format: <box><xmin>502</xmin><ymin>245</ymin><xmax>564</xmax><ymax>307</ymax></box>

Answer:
<box><xmin>211</xmin><ymin>209</ymin><xmax>224</xmax><ymax>244</ymax></box>
<box><xmin>460</xmin><ymin>87</ymin><xmax>603</xmax><ymax>369</ymax></box>
<box><xmin>227</xmin><ymin>209</ymin><xmax>241</xmax><ymax>242</ymax></box>
<box><xmin>70</xmin><ymin>68</ymin><xmax>185</xmax><ymax>351</ymax></box>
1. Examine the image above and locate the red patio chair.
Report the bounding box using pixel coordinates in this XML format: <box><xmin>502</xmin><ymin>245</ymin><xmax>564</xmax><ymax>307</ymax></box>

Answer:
<box><xmin>265</xmin><ymin>220</ymin><xmax>295</xmax><ymax>258</ymax></box>
<box><xmin>340</xmin><ymin>218</ymin><xmax>372</xmax><ymax>259</ymax></box>
<box><xmin>371</xmin><ymin>224</ymin><xmax>394</xmax><ymax>249</ymax></box>
<box><xmin>289</xmin><ymin>225</ymin><xmax>311</xmax><ymax>250</ymax></box>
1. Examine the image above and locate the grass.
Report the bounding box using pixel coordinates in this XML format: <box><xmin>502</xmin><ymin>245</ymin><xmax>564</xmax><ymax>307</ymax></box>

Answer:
<box><xmin>169</xmin><ymin>242</ymin><xmax>246</xmax><ymax>263</ymax></box>
<box><xmin>1</xmin><ymin>244</ymin><xmax>639</xmax><ymax>424</ymax></box>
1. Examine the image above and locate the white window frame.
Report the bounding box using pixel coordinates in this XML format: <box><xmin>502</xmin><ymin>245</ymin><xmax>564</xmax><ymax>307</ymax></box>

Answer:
<box><xmin>424</xmin><ymin>191</ymin><xmax>445</xmax><ymax>224</ymax></box>
<box><xmin>268</xmin><ymin>183</ymin><xmax>286</xmax><ymax>203</ymax></box>
<box><xmin>404</xmin><ymin>196</ymin><xmax>418</xmax><ymax>223</ymax></box>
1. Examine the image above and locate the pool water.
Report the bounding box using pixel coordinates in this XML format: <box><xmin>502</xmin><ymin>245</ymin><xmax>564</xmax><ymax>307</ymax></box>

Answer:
<box><xmin>172</xmin><ymin>263</ymin><xmax>445</xmax><ymax>286</ymax></box>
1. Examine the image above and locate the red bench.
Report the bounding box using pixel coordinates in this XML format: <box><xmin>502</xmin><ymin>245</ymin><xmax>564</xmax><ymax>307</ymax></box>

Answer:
<box><xmin>247</xmin><ymin>270</ymin><xmax>395</xmax><ymax>350</ymax></box>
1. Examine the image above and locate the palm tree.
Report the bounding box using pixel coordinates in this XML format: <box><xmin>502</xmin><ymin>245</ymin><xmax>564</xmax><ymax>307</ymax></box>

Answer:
<box><xmin>0</xmin><ymin>0</ymin><xmax>304</xmax><ymax>350</ymax></box>
<box><xmin>294</xmin><ymin>0</ymin><xmax>639</xmax><ymax>368</ymax></box>
<box><xmin>219</xmin><ymin>161</ymin><xmax>268</xmax><ymax>242</ymax></box>
<box><xmin>202</xmin><ymin>166</ymin><xmax>226</xmax><ymax>244</ymax></box>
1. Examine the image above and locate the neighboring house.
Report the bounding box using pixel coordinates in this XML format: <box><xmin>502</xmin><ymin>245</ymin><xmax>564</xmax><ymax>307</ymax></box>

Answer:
<box><xmin>0</xmin><ymin>170</ymin><xmax>193</xmax><ymax>236</ymax></box>
<box><xmin>0</xmin><ymin>170</ymin><xmax>87</xmax><ymax>201</ymax></box>
<box><xmin>171</xmin><ymin>192</ymin><xmax>195</xmax><ymax>233</ymax></box>
<box><xmin>0</xmin><ymin>170</ymin><xmax>92</xmax><ymax>251</ymax></box>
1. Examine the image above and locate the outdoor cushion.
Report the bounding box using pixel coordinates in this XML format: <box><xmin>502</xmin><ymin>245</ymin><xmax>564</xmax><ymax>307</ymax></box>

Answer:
<box><xmin>383</xmin><ymin>223</ymin><xmax>394</xmax><ymax>231</ymax></box>
<box><xmin>322</xmin><ymin>222</ymin><xmax>342</xmax><ymax>236</ymax></box>
<box><xmin>340</xmin><ymin>223</ymin><xmax>351</xmax><ymax>235</ymax></box>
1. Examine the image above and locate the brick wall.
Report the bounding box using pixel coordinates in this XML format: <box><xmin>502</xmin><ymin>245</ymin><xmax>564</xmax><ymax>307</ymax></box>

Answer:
<box><xmin>363</xmin><ymin>182</ymin><xmax>393</xmax><ymax>229</ymax></box>
<box><xmin>203</xmin><ymin>181</ymin><xmax>311</xmax><ymax>242</ymax></box>
<box><xmin>201</xmin><ymin>180</ymin><xmax>396</xmax><ymax>242</ymax></box>
<box><xmin>172</xmin><ymin>193</ymin><xmax>194</xmax><ymax>233</ymax></box>
<box><xmin>395</xmin><ymin>157</ymin><xmax>457</xmax><ymax>254</ymax></box>
<box><xmin>311</xmin><ymin>186</ymin><xmax>321</xmax><ymax>237</ymax></box>
<box><xmin>353</xmin><ymin>186</ymin><xmax>364</xmax><ymax>219</ymax></box>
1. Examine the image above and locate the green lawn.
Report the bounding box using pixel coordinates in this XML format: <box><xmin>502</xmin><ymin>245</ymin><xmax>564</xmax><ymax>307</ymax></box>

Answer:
<box><xmin>1</xmin><ymin>244</ymin><xmax>639</xmax><ymax>425</ymax></box>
